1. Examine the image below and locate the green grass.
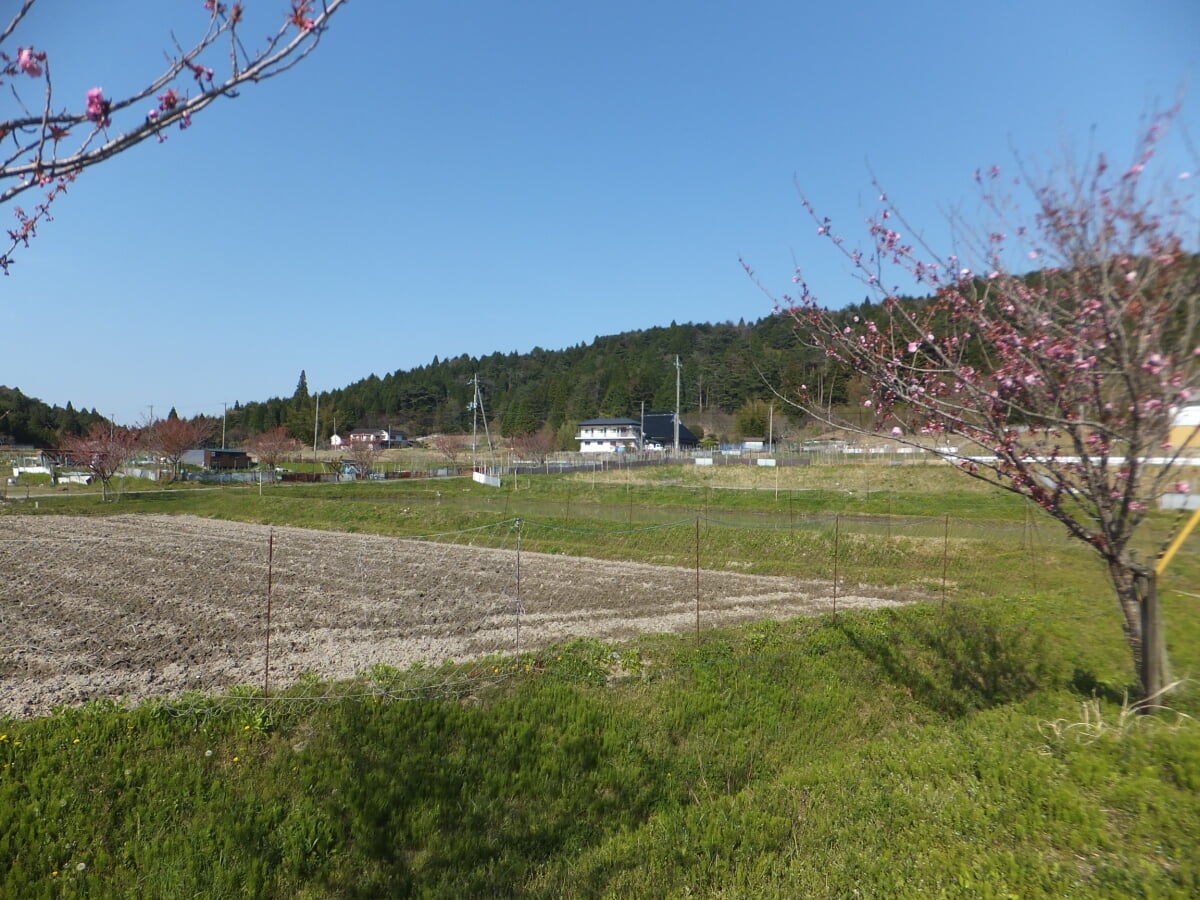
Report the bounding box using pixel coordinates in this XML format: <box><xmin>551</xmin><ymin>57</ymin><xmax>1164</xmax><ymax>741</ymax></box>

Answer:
<box><xmin>1</xmin><ymin>600</ymin><xmax>1197</xmax><ymax>897</ymax></box>
<box><xmin>2</xmin><ymin>467</ymin><xmax>1199</xmax><ymax>897</ymax></box>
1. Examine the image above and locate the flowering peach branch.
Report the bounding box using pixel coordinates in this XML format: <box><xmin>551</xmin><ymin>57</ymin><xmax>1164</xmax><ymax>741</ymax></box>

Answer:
<box><xmin>0</xmin><ymin>0</ymin><xmax>348</xmax><ymax>273</ymax></box>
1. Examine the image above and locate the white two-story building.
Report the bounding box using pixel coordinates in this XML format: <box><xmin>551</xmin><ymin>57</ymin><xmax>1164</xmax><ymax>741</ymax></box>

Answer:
<box><xmin>576</xmin><ymin>418</ymin><xmax>641</xmax><ymax>453</ymax></box>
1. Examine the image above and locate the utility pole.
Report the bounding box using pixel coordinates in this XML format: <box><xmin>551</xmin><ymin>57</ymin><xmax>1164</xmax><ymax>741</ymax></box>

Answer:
<box><xmin>467</xmin><ymin>373</ymin><xmax>494</xmax><ymax>465</ymax></box>
<box><xmin>469</xmin><ymin>373</ymin><xmax>479</xmax><ymax>456</ymax></box>
<box><xmin>221</xmin><ymin>403</ymin><xmax>227</xmax><ymax>449</ymax></box>
<box><xmin>313</xmin><ymin>394</ymin><xmax>320</xmax><ymax>453</ymax></box>
<box><xmin>674</xmin><ymin>355</ymin><xmax>682</xmax><ymax>453</ymax></box>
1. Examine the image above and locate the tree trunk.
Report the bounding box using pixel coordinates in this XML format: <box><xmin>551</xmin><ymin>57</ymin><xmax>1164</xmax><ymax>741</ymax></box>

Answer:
<box><xmin>1107</xmin><ymin>562</ymin><xmax>1168</xmax><ymax>704</ymax></box>
<box><xmin>1137</xmin><ymin>569</ymin><xmax>1168</xmax><ymax>705</ymax></box>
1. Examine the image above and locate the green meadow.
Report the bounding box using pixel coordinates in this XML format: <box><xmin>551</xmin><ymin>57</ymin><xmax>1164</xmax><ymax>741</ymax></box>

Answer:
<box><xmin>1</xmin><ymin>462</ymin><xmax>1198</xmax><ymax>898</ymax></box>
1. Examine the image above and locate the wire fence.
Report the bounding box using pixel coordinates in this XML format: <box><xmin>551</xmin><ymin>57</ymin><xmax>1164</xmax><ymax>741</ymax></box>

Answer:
<box><xmin>0</xmin><ymin>510</ymin><xmax>1092</xmax><ymax>718</ymax></box>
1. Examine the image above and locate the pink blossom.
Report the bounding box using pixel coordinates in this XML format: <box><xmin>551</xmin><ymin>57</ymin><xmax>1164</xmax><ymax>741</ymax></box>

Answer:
<box><xmin>289</xmin><ymin>1</ymin><xmax>316</xmax><ymax>30</ymax></box>
<box><xmin>1125</xmin><ymin>271</ymin><xmax>1136</xmax><ymax>283</ymax></box>
<box><xmin>85</xmin><ymin>88</ymin><xmax>111</xmax><ymax>126</ymax></box>
<box><xmin>907</xmin><ymin>341</ymin><xmax>919</xmax><ymax>353</ymax></box>
<box><xmin>891</xmin><ymin>426</ymin><xmax>902</xmax><ymax>436</ymax></box>
<box><xmin>1176</xmin><ymin>482</ymin><xmax>1191</xmax><ymax>494</ymax></box>
<box><xmin>17</xmin><ymin>47</ymin><xmax>43</xmax><ymax>77</ymax></box>
<box><xmin>863</xmin><ymin>400</ymin><xmax>872</xmax><ymax>408</ymax></box>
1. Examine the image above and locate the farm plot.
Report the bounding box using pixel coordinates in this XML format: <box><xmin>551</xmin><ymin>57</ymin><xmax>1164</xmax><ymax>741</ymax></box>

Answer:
<box><xmin>0</xmin><ymin>514</ymin><xmax>918</xmax><ymax>716</ymax></box>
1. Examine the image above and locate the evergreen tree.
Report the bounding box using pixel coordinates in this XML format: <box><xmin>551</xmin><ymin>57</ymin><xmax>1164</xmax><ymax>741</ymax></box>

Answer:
<box><xmin>501</xmin><ymin>397</ymin><xmax>539</xmax><ymax>437</ymax></box>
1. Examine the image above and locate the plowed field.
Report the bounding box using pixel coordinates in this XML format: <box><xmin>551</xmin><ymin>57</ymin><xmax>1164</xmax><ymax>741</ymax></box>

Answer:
<box><xmin>0</xmin><ymin>514</ymin><xmax>918</xmax><ymax>716</ymax></box>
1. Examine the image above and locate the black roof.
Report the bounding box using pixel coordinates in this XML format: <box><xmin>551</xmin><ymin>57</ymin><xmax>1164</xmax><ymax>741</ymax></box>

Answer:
<box><xmin>641</xmin><ymin>412</ymin><xmax>698</xmax><ymax>446</ymax></box>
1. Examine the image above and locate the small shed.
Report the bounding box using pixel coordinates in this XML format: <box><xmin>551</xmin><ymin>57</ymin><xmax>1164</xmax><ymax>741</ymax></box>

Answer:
<box><xmin>182</xmin><ymin>448</ymin><xmax>253</xmax><ymax>470</ymax></box>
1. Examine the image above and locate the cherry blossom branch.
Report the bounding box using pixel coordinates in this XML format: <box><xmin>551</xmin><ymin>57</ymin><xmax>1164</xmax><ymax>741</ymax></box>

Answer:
<box><xmin>0</xmin><ymin>0</ymin><xmax>347</xmax><ymax>273</ymax></box>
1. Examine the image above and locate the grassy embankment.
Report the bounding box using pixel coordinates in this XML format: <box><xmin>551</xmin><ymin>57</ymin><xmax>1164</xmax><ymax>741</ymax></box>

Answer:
<box><xmin>1</xmin><ymin>462</ymin><xmax>1198</xmax><ymax>897</ymax></box>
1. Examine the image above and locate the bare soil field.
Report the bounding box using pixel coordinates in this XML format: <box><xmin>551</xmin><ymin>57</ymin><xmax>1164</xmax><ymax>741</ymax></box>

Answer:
<box><xmin>0</xmin><ymin>514</ymin><xmax>920</xmax><ymax>717</ymax></box>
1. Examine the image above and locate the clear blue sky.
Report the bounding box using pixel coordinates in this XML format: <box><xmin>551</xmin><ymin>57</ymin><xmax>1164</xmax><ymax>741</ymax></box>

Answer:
<box><xmin>5</xmin><ymin>0</ymin><xmax>1198</xmax><ymax>426</ymax></box>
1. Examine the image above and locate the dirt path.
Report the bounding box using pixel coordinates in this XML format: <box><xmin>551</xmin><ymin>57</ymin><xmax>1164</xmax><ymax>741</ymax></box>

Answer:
<box><xmin>0</xmin><ymin>514</ymin><xmax>917</xmax><ymax>716</ymax></box>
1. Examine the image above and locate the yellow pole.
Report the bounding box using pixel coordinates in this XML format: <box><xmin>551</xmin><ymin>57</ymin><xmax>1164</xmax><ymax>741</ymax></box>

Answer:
<box><xmin>1156</xmin><ymin>505</ymin><xmax>1200</xmax><ymax>576</ymax></box>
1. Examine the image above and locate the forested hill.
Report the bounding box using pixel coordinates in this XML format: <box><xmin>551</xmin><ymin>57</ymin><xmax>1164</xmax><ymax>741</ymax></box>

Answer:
<box><xmin>229</xmin><ymin>312</ymin><xmax>851</xmax><ymax>444</ymax></box>
<box><xmin>0</xmin><ymin>386</ymin><xmax>105</xmax><ymax>447</ymax></box>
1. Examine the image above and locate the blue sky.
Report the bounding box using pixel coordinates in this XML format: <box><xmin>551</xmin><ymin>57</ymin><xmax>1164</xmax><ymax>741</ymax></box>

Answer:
<box><xmin>4</xmin><ymin>0</ymin><xmax>1198</xmax><ymax>426</ymax></box>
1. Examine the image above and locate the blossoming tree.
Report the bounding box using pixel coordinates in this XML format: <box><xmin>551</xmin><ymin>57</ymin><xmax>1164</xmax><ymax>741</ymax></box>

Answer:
<box><xmin>59</xmin><ymin>421</ymin><xmax>140</xmax><ymax>501</ymax></box>
<box><xmin>764</xmin><ymin>112</ymin><xmax>1198</xmax><ymax>702</ymax></box>
<box><xmin>246</xmin><ymin>425</ymin><xmax>300</xmax><ymax>481</ymax></box>
<box><xmin>0</xmin><ymin>0</ymin><xmax>347</xmax><ymax>272</ymax></box>
<box><xmin>146</xmin><ymin>414</ymin><xmax>216</xmax><ymax>482</ymax></box>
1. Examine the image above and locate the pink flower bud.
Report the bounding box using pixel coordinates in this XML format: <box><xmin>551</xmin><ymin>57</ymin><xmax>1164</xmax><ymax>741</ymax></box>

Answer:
<box><xmin>17</xmin><ymin>47</ymin><xmax>43</xmax><ymax>77</ymax></box>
